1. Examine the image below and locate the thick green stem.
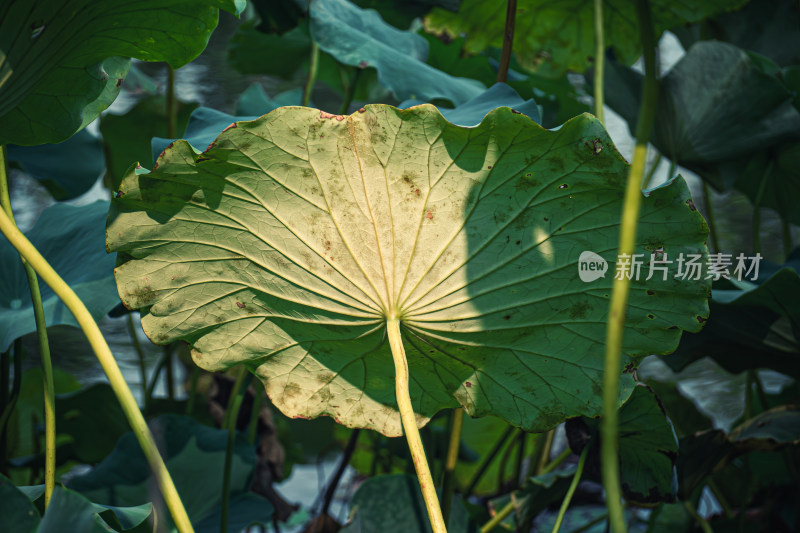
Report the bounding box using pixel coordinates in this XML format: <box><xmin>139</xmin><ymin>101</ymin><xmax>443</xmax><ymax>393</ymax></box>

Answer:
<box><xmin>387</xmin><ymin>319</ymin><xmax>447</xmax><ymax>533</ymax></box>
<box><xmin>593</xmin><ymin>0</ymin><xmax>605</xmax><ymax>123</ymax></box>
<box><xmin>496</xmin><ymin>0</ymin><xmax>517</xmax><ymax>83</ymax></box>
<box><xmin>551</xmin><ymin>446</ymin><xmax>589</xmax><ymax>533</ymax></box>
<box><xmin>0</xmin><ymin>206</ymin><xmax>194</xmax><ymax>532</ymax></box>
<box><xmin>220</xmin><ymin>367</ymin><xmax>253</xmax><ymax>533</ymax></box>
<box><xmin>303</xmin><ymin>42</ymin><xmax>320</xmax><ymax>107</ymax></box>
<box><xmin>441</xmin><ymin>408</ymin><xmax>464</xmax><ymax>525</ymax></box>
<box><xmin>702</xmin><ymin>182</ymin><xmax>720</xmax><ymax>253</ymax></box>
<box><xmin>602</xmin><ymin>2</ymin><xmax>657</xmax><ymax>532</ymax></box>
<box><xmin>1</xmin><ymin>146</ymin><xmax>55</xmax><ymax>507</ymax></box>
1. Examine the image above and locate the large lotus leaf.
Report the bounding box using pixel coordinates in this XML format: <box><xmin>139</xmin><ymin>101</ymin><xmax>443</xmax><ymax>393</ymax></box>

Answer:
<box><xmin>108</xmin><ymin>104</ymin><xmax>709</xmax><ymax>436</ymax></box>
<box><xmin>424</xmin><ymin>0</ymin><xmax>747</xmax><ymax>76</ymax></box>
<box><xmin>729</xmin><ymin>405</ymin><xmax>800</xmax><ymax>448</ymax></box>
<box><xmin>6</xmin><ymin>130</ymin><xmax>103</xmax><ymax>201</ymax></box>
<box><xmin>672</xmin><ymin>0</ymin><xmax>800</xmax><ymax>68</ymax></box>
<box><xmin>310</xmin><ymin>0</ymin><xmax>485</xmax><ymax>105</ymax></box>
<box><xmin>0</xmin><ymin>201</ymin><xmax>120</xmax><ymax>352</ymax></box>
<box><xmin>67</xmin><ymin>414</ymin><xmax>273</xmax><ymax>531</ymax></box>
<box><xmin>100</xmin><ymin>95</ymin><xmax>197</xmax><ymax>190</ymax></box>
<box><xmin>340</xmin><ymin>474</ymin><xmax>475</xmax><ymax>533</ymax></box>
<box><xmin>665</xmin><ymin>258</ymin><xmax>800</xmax><ymax>379</ymax></box>
<box><xmin>151</xmin><ymin>108</ymin><xmax>259</xmax><ymax>162</ymax></box>
<box><xmin>601</xmin><ymin>41</ymin><xmax>800</xmax><ymax>190</ymax></box>
<box><xmin>0</xmin><ymin>0</ymin><xmax>244</xmax><ymax>146</ymax></box>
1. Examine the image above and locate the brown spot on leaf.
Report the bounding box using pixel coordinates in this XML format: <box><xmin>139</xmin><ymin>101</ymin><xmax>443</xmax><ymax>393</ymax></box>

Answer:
<box><xmin>465</xmin><ymin>381</ymin><xmax>472</xmax><ymax>388</ymax></box>
<box><xmin>426</xmin><ymin>210</ymin><xmax>434</xmax><ymax>220</ymax></box>
<box><xmin>223</xmin><ymin>122</ymin><xmax>237</xmax><ymax>132</ymax></box>
<box><xmin>236</xmin><ymin>302</ymin><xmax>246</xmax><ymax>308</ymax></box>
<box><xmin>646</xmin><ymin>290</ymin><xmax>655</xmax><ymax>296</ymax></box>
<box><xmin>686</xmin><ymin>198</ymin><xmax>696</xmax><ymax>211</ymax></box>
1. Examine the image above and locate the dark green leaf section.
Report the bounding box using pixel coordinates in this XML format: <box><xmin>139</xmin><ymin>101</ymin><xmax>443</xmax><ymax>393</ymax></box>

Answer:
<box><xmin>0</xmin><ymin>474</ymin><xmax>40</xmax><ymax>533</ymax></box>
<box><xmin>0</xmin><ymin>474</ymin><xmax>154</xmax><ymax>533</ymax></box>
<box><xmin>673</xmin><ymin>0</ymin><xmax>800</xmax><ymax>67</ymax></box>
<box><xmin>340</xmin><ymin>474</ymin><xmax>477</xmax><ymax>533</ymax></box>
<box><xmin>568</xmin><ymin>386</ymin><xmax>678</xmax><ymax>504</ymax></box>
<box><xmin>67</xmin><ymin>414</ymin><xmax>273</xmax><ymax>530</ymax></box>
<box><xmin>0</xmin><ymin>0</ymin><xmax>244</xmax><ymax>145</ymax></box>
<box><xmin>109</xmin><ymin>105</ymin><xmax>708</xmax><ymax>437</ymax></box>
<box><xmin>601</xmin><ymin>41</ymin><xmax>800</xmax><ymax>223</ymax></box>
<box><xmin>424</xmin><ymin>0</ymin><xmax>747</xmax><ymax>75</ymax></box>
<box><xmin>666</xmin><ymin>253</ymin><xmax>800</xmax><ymax>379</ymax></box>
<box><xmin>6</xmin><ymin>130</ymin><xmax>103</xmax><ymax>201</ymax></box>
<box><xmin>0</xmin><ymin>202</ymin><xmax>120</xmax><ymax>352</ymax></box>
<box><xmin>100</xmin><ymin>95</ymin><xmax>197</xmax><ymax>190</ymax></box>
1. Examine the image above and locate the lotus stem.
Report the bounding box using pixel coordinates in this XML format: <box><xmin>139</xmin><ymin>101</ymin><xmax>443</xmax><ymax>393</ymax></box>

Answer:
<box><xmin>303</xmin><ymin>41</ymin><xmax>320</xmax><ymax>107</ymax></box>
<box><xmin>480</xmin><ymin>498</ymin><xmax>514</xmax><ymax>533</ymax></box>
<box><xmin>441</xmin><ymin>408</ymin><xmax>464</xmax><ymax>524</ymax></box>
<box><xmin>166</xmin><ymin>65</ymin><xmax>176</xmax><ymax>138</ymax></box>
<box><xmin>752</xmin><ymin>160</ymin><xmax>773</xmax><ymax>255</ymax></box>
<box><xmin>387</xmin><ymin>318</ymin><xmax>447</xmax><ymax>533</ymax></box>
<box><xmin>0</xmin><ymin>146</ymin><xmax>56</xmax><ymax>507</ymax></box>
<box><xmin>701</xmin><ymin>182</ymin><xmax>720</xmax><ymax>253</ymax></box>
<box><xmin>0</xmin><ymin>205</ymin><xmax>194</xmax><ymax>533</ymax></box>
<box><xmin>221</xmin><ymin>366</ymin><xmax>253</xmax><ymax>533</ymax></box>
<box><xmin>593</xmin><ymin>0</ymin><xmax>605</xmax><ymax>123</ymax></box>
<box><xmin>465</xmin><ymin>425</ymin><xmax>515</xmax><ymax>497</ymax></box>
<box><xmin>551</xmin><ymin>445</ymin><xmax>589</xmax><ymax>533</ymax></box>
<box><xmin>127</xmin><ymin>313</ymin><xmax>149</xmax><ymax>408</ymax></box>
<box><xmin>602</xmin><ymin>1</ymin><xmax>658</xmax><ymax>532</ymax></box>
<box><xmin>540</xmin><ymin>447</ymin><xmax>572</xmax><ymax>476</ymax></box>
<box><xmin>496</xmin><ymin>0</ymin><xmax>517</xmax><ymax>83</ymax></box>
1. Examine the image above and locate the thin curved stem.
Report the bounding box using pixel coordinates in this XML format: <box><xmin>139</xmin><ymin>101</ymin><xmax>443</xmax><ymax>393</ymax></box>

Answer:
<box><xmin>221</xmin><ymin>367</ymin><xmax>253</xmax><ymax>533</ymax></box>
<box><xmin>166</xmin><ymin>65</ymin><xmax>176</xmax><ymax>138</ymax></box>
<box><xmin>683</xmin><ymin>500</ymin><xmax>713</xmax><ymax>533</ymax></box>
<box><xmin>126</xmin><ymin>313</ymin><xmax>148</xmax><ymax>409</ymax></box>
<box><xmin>465</xmin><ymin>425</ymin><xmax>515</xmax><ymax>497</ymax></box>
<box><xmin>441</xmin><ymin>408</ymin><xmax>464</xmax><ymax>525</ymax></box>
<box><xmin>551</xmin><ymin>445</ymin><xmax>589</xmax><ymax>533</ymax></box>
<box><xmin>593</xmin><ymin>0</ymin><xmax>605</xmax><ymax>123</ymax></box>
<box><xmin>702</xmin><ymin>182</ymin><xmax>720</xmax><ymax>253</ymax></box>
<box><xmin>602</xmin><ymin>1</ymin><xmax>658</xmax><ymax>532</ymax></box>
<box><xmin>641</xmin><ymin>152</ymin><xmax>661</xmax><ymax>189</ymax></box>
<box><xmin>480</xmin><ymin>498</ymin><xmax>514</xmax><ymax>533</ymax></box>
<box><xmin>303</xmin><ymin>41</ymin><xmax>320</xmax><ymax>107</ymax></box>
<box><xmin>496</xmin><ymin>0</ymin><xmax>517</xmax><ymax>83</ymax></box>
<box><xmin>536</xmin><ymin>428</ymin><xmax>555</xmax><ymax>475</ymax></box>
<box><xmin>0</xmin><ymin>207</ymin><xmax>194</xmax><ymax>533</ymax></box>
<box><xmin>1</xmin><ymin>146</ymin><xmax>55</xmax><ymax>507</ymax></box>
<box><xmin>539</xmin><ymin>447</ymin><xmax>571</xmax><ymax>476</ymax></box>
<box><xmin>387</xmin><ymin>319</ymin><xmax>447</xmax><ymax>533</ymax></box>
<box><xmin>752</xmin><ymin>160</ymin><xmax>773</xmax><ymax>255</ymax></box>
